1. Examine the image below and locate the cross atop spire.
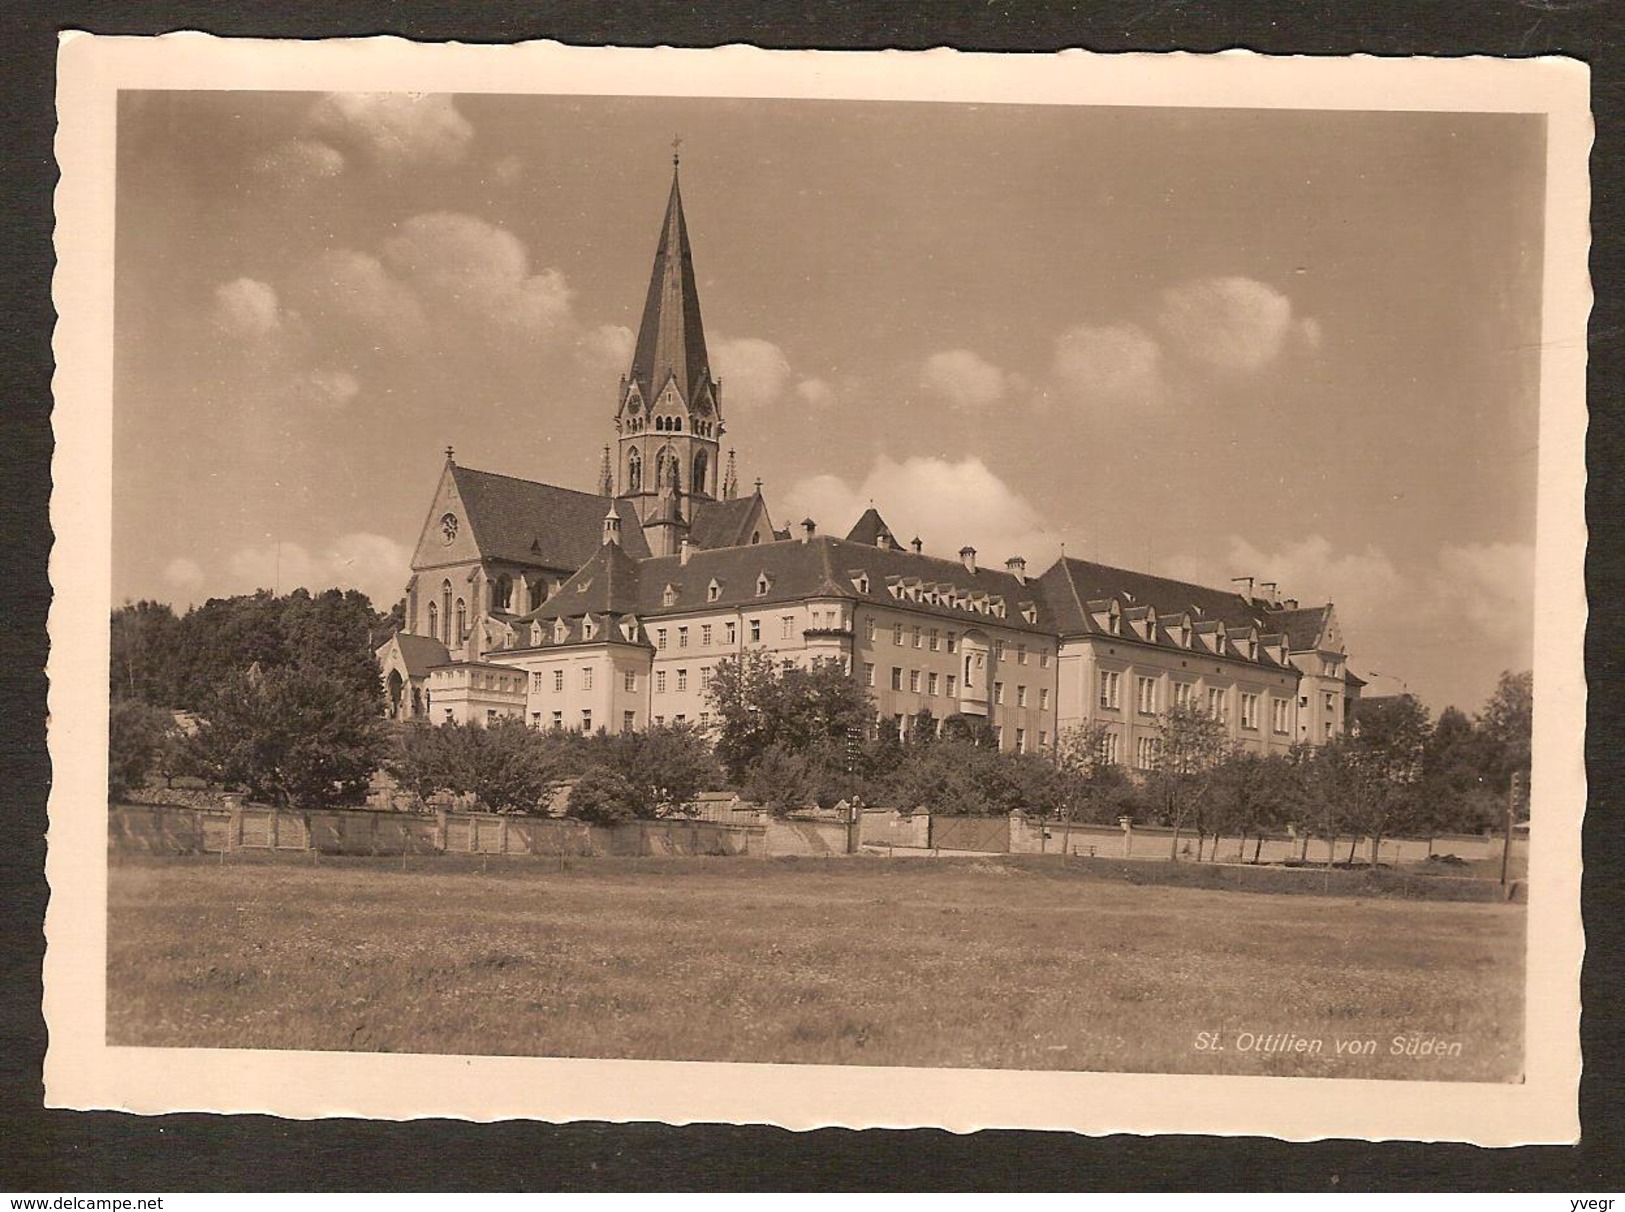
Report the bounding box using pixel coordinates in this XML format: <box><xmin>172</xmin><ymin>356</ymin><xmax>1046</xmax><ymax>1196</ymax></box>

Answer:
<box><xmin>671</xmin><ymin>134</ymin><xmax>683</xmax><ymax>167</ymax></box>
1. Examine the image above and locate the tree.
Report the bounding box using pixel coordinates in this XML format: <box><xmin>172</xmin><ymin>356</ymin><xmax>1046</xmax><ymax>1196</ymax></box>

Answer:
<box><xmin>1419</xmin><ymin>705</ymin><xmax>1499</xmax><ymax>837</ymax></box>
<box><xmin>564</xmin><ymin>767</ymin><xmax>642</xmax><ymax>825</ymax></box>
<box><xmin>707</xmin><ymin>650</ymin><xmax>873</xmax><ymax>784</ymax></box>
<box><xmin>1477</xmin><ymin>670</ymin><xmax>1533</xmax><ymax>804</ymax></box>
<box><xmin>585</xmin><ymin>722</ymin><xmax>722</xmax><ymax>817</ymax></box>
<box><xmin>109</xmin><ymin>600</ymin><xmax>180</xmax><ymax>704</ymax></box>
<box><xmin>1326</xmin><ymin>693</ymin><xmax>1432</xmax><ymax>866</ymax></box>
<box><xmin>190</xmin><ymin>664</ymin><xmax>388</xmax><ymax>808</ymax></box>
<box><xmin>1147</xmin><ymin>703</ymin><xmax>1229</xmax><ymax>859</ymax></box>
<box><xmin>108</xmin><ymin>700</ymin><xmax>177</xmax><ymax>801</ymax></box>
<box><xmin>391</xmin><ymin>717</ymin><xmax>567</xmax><ymax>813</ymax></box>
<box><xmin>1209</xmin><ymin>749</ymin><xmax>1298</xmax><ymax>863</ymax></box>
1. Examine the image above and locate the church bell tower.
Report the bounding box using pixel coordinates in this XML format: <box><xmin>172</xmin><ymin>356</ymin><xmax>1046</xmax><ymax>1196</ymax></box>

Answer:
<box><xmin>614</xmin><ymin>146</ymin><xmax>723</xmax><ymax>555</ymax></box>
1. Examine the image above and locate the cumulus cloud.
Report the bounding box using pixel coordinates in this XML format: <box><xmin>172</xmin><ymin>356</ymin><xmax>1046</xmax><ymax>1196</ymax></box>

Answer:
<box><xmin>296</xmin><ymin>368</ymin><xmax>361</xmax><ymax>409</ymax></box>
<box><xmin>249</xmin><ymin>138</ymin><xmax>346</xmax><ymax>186</ymax></box>
<box><xmin>1050</xmin><ymin>322</ymin><xmax>1164</xmax><ymax>408</ymax></box>
<box><xmin>785</xmin><ymin>455</ymin><xmax>1054</xmax><ymax>566</ymax></box>
<box><xmin>162</xmin><ymin>557</ymin><xmax>205</xmax><ymax>595</ymax></box>
<box><xmin>225</xmin><ymin>532</ymin><xmax>411</xmax><ymax>609</ymax></box>
<box><xmin>211</xmin><ymin>277</ymin><xmax>283</xmax><ymax>339</ymax></box>
<box><xmin>577</xmin><ymin>323</ymin><xmax>635</xmax><ymax>378</ymax></box>
<box><xmin>307</xmin><ymin>93</ymin><xmax>473</xmax><ymax>172</ymax></box>
<box><xmin>714</xmin><ymin>337</ymin><xmax>794</xmax><ymax>411</ymax></box>
<box><xmin>381</xmin><ymin>212</ymin><xmax>574</xmax><ymax>338</ymax></box>
<box><xmin>794</xmin><ymin>377</ymin><xmax>840</xmax><ymax>411</ymax></box>
<box><xmin>919</xmin><ymin>348</ymin><xmax>1009</xmax><ymax>413</ymax></box>
<box><xmin>1430</xmin><ymin>541</ymin><xmax>1535</xmax><ymax>650</ymax></box>
<box><xmin>1156</xmin><ymin>276</ymin><xmax>1312</xmax><ymax>374</ymax></box>
<box><xmin>302</xmin><ymin>249</ymin><xmax>430</xmax><ymax>349</ymax></box>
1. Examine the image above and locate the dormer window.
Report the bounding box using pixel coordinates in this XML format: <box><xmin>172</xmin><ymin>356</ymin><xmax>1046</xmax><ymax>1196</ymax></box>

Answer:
<box><xmin>707</xmin><ymin>578</ymin><xmax>723</xmax><ymax>602</ymax></box>
<box><xmin>582</xmin><ymin>616</ymin><xmax>597</xmax><ymax>641</ymax></box>
<box><xmin>553</xmin><ymin>619</ymin><xmax>567</xmax><ymax>643</ymax></box>
<box><xmin>756</xmin><ymin>573</ymin><xmax>772</xmax><ymax>597</ymax></box>
<box><xmin>663</xmin><ymin>583</ymin><xmax>679</xmax><ymax>607</ymax></box>
<box><xmin>1021</xmin><ymin>604</ymin><xmax>1038</xmax><ymax>625</ymax></box>
<box><xmin>1108</xmin><ymin>601</ymin><xmax>1122</xmax><ymax>635</ymax></box>
<box><xmin>852</xmin><ymin>573</ymin><xmax>870</xmax><ymax>595</ymax></box>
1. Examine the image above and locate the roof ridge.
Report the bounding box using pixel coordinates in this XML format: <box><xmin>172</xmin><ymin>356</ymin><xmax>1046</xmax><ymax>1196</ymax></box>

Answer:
<box><xmin>453</xmin><ymin>463</ymin><xmax>608</xmax><ymax>502</ymax></box>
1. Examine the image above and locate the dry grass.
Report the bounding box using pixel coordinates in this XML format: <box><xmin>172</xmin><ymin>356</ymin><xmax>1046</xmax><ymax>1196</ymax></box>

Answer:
<box><xmin>107</xmin><ymin>854</ymin><xmax>1525</xmax><ymax>1080</ymax></box>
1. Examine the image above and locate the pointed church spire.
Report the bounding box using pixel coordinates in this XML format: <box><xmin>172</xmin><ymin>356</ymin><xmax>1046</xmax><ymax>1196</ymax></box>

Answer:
<box><xmin>597</xmin><ymin>444</ymin><xmax>613</xmax><ymax>496</ymax></box>
<box><xmin>722</xmin><ymin>448</ymin><xmax>738</xmax><ymax>500</ymax></box>
<box><xmin>628</xmin><ymin>156</ymin><xmax>715</xmax><ymax>412</ymax></box>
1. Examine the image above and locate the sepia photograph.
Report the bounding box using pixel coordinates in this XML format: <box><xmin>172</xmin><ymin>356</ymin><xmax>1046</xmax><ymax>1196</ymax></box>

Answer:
<box><xmin>46</xmin><ymin>37</ymin><xmax>1588</xmax><ymax>1140</ymax></box>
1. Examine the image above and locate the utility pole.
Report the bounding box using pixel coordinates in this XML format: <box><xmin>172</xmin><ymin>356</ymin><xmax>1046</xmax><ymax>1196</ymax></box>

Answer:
<box><xmin>1501</xmin><ymin>769</ymin><xmax>1522</xmax><ymax>888</ymax></box>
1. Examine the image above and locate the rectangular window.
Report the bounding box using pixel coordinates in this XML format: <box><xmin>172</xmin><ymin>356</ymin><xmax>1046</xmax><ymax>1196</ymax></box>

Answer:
<box><xmin>891</xmin><ymin>667</ymin><xmax>903</xmax><ymax>691</ymax></box>
<box><xmin>1137</xmin><ymin>735</ymin><xmax>1158</xmax><ymax>770</ymax></box>
<box><xmin>928</xmin><ymin>628</ymin><xmax>940</xmax><ymax>651</ymax></box>
<box><xmin>947</xmin><ymin>632</ymin><xmax>958</xmax><ymax>654</ymax></box>
<box><xmin>622</xmin><ymin>711</ymin><xmax>635</xmax><ymax>733</ymax></box>
<box><xmin>1272</xmin><ymin>697</ymin><xmax>1290</xmax><ymax>734</ymax></box>
<box><xmin>532</xmin><ymin>712</ymin><xmax>541</xmax><ymax>726</ymax></box>
<box><xmin>1104</xmin><ymin>732</ymin><xmax>1120</xmax><ymax>765</ymax></box>
<box><xmin>1325</xmin><ymin>692</ymin><xmax>1336</xmax><ymax>712</ymax></box>
<box><xmin>782</xmin><ymin>615</ymin><xmax>795</xmax><ymax>639</ymax></box>
<box><xmin>1241</xmin><ymin>692</ymin><xmax>1260</xmax><ymax>730</ymax></box>
<box><xmin>553</xmin><ymin>669</ymin><xmax>564</xmax><ymax>692</ymax></box>
<box><xmin>674</xmin><ymin>713</ymin><xmax>685</xmax><ymax>723</ymax></box>
<box><xmin>1207</xmin><ymin>687</ymin><xmax>1226</xmax><ymax>721</ymax></box>
<box><xmin>679</xmin><ymin>627</ymin><xmax>689</xmax><ymax>648</ymax></box>
<box><xmin>581</xmin><ymin>710</ymin><xmax>592</xmax><ymax>733</ymax></box>
<box><xmin>725</xmin><ymin>621</ymin><xmax>737</xmax><ymax>645</ymax></box>
<box><xmin>655</xmin><ymin>670</ymin><xmax>667</xmax><ymax>694</ymax></box>
<box><xmin>894</xmin><ymin>713</ymin><xmax>905</xmax><ymax>739</ymax></box>
<box><xmin>1040</xmin><ymin>650</ymin><xmax>1050</xmax><ymax>668</ymax></box>
<box><xmin>993</xmin><ymin>725</ymin><xmax>1003</xmax><ymax>748</ymax></box>
<box><xmin>1137</xmin><ymin>676</ymin><xmax>1157</xmax><ymax>715</ymax></box>
<box><xmin>864</xmin><ymin>662</ymin><xmax>876</xmax><ymax>688</ymax></box>
<box><xmin>911</xmin><ymin>625</ymin><xmax>922</xmax><ymax>648</ymax></box>
<box><xmin>946</xmin><ymin>673</ymin><xmax>958</xmax><ymax>697</ymax></box>
<box><xmin>995</xmin><ymin>640</ymin><xmax>1006</xmax><ymax>661</ymax></box>
<box><xmin>1039</xmin><ymin>688</ymin><xmax>1049</xmax><ymax>711</ymax></box>
<box><xmin>1038</xmin><ymin>731</ymin><xmax>1048</xmax><ymax>748</ymax></box>
<box><xmin>656</xmin><ymin>628</ymin><xmax>668</xmax><ymax>650</ymax></box>
<box><xmin>1015</xmin><ymin>728</ymin><xmax>1026</xmax><ymax>754</ymax></box>
<box><xmin>676</xmin><ymin>669</ymin><xmax>688</xmax><ymax>692</ymax></box>
<box><xmin>701</xmin><ymin>624</ymin><xmax>712</xmax><ymax>646</ymax></box>
<box><xmin>1017</xmin><ymin>644</ymin><xmax>1028</xmax><ymax>665</ymax></box>
<box><xmin>909</xmin><ymin>670</ymin><xmax>921</xmax><ymax>693</ymax></box>
<box><xmin>749</xmin><ymin>619</ymin><xmax>761</xmax><ymax>643</ymax></box>
<box><xmin>865</xmin><ymin>617</ymin><xmax>876</xmax><ymax>641</ymax></box>
<box><xmin>700</xmin><ymin>711</ymin><xmax>711</xmax><ymax>728</ymax></box>
<box><xmin>928</xmin><ymin>672</ymin><xmax>939</xmax><ymax>696</ymax></box>
<box><xmin>1173</xmin><ymin>681</ymin><xmax>1193</xmax><ymax>709</ymax></box>
<box><xmin>531</xmin><ymin>671</ymin><xmax>544</xmax><ymax>691</ymax></box>
<box><xmin>1099</xmin><ymin>670</ymin><xmax>1121</xmax><ymax>710</ymax></box>
<box><xmin>1014</xmin><ymin>685</ymin><xmax>1026</xmax><ymax>708</ymax></box>
<box><xmin>700</xmin><ymin>666</ymin><xmax>713</xmax><ymax>690</ymax></box>
<box><xmin>654</xmin><ymin>715</ymin><xmax>664</xmax><ymax>726</ymax></box>
<box><xmin>551</xmin><ymin>711</ymin><xmax>562</xmax><ymax>730</ymax></box>
<box><xmin>582</xmin><ymin>667</ymin><xmax>593</xmax><ymax>691</ymax></box>
<box><xmin>624</xmin><ymin>669</ymin><xmax>636</xmax><ymax>692</ymax></box>
<box><xmin>893</xmin><ymin>623</ymin><xmax>904</xmax><ymax>646</ymax></box>
<box><xmin>994</xmin><ymin>681</ymin><xmax>1005</xmax><ymax>706</ymax></box>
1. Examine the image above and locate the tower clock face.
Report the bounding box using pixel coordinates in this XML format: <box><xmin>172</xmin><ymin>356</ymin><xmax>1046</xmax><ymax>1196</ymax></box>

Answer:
<box><xmin>440</xmin><ymin>513</ymin><xmax>458</xmax><ymax>544</ymax></box>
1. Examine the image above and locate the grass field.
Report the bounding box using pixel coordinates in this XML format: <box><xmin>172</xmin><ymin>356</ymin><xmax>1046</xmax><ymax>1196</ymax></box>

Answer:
<box><xmin>107</xmin><ymin>854</ymin><xmax>1525</xmax><ymax>1080</ymax></box>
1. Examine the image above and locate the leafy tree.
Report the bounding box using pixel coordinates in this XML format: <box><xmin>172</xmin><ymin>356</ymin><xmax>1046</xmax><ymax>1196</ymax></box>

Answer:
<box><xmin>1477</xmin><ymin>670</ymin><xmax>1533</xmax><ymax>804</ymax></box>
<box><xmin>1324</xmin><ymin>693</ymin><xmax>1432</xmax><ymax>866</ymax></box>
<box><xmin>939</xmin><ymin>713</ymin><xmax>998</xmax><ymax>746</ymax></box>
<box><xmin>1148</xmin><ymin>702</ymin><xmax>1229</xmax><ymax>859</ymax></box>
<box><xmin>109</xmin><ymin>600</ymin><xmax>180</xmax><ymax>704</ymax></box>
<box><xmin>707</xmin><ymin>650</ymin><xmax>873</xmax><ymax>784</ymax></box>
<box><xmin>1209</xmin><ymin>749</ymin><xmax>1298</xmax><ymax>863</ymax></box>
<box><xmin>584</xmin><ymin>722</ymin><xmax>722</xmax><ymax>817</ymax></box>
<box><xmin>390</xmin><ymin>717</ymin><xmax>566</xmax><ymax>813</ymax></box>
<box><xmin>190</xmin><ymin>664</ymin><xmax>388</xmax><ymax>808</ymax></box>
<box><xmin>875</xmin><ymin>739</ymin><xmax>1064</xmax><ymax>818</ymax></box>
<box><xmin>1418</xmin><ymin>705</ymin><xmax>1499</xmax><ymax>837</ymax></box>
<box><xmin>108</xmin><ymin>700</ymin><xmax>177</xmax><ymax>801</ymax></box>
<box><xmin>564</xmin><ymin>766</ymin><xmax>643</xmax><ymax>825</ymax></box>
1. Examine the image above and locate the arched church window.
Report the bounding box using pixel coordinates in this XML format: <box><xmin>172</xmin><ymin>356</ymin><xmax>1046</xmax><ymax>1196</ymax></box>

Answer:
<box><xmin>495</xmin><ymin>574</ymin><xmax>513</xmax><ymax>611</ymax></box>
<box><xmin>656</xmin><ymin>446</ymin><xmax>679</xmax><ymax>492</ymax></box>
<box><xmin>456</xmin><ymin>598</ymin><xmax>467</xmax><ymax>639</ymax></box>
<box><xmin>693</xmin><ymin>449</ymin><xmax>709</xmax><ymax>494</ymax></box>
<box><xmin>427</xmin><ymin>601</ymin><xmax>439</xmax><ymax>643</ymax></box>
<box><xmin>441</xmin><ymin>580</ymin><xmax>453</xmax><ymax>644</ymax></box>
<box><xmin>627</xmin><ymin>447</ymin><xmax>642</xmax><ymax>493</ymax></box>
<box><xmin>529</xmin><ymin>579</ymin><xmax>546</xmax><ymax>611</ymax></box>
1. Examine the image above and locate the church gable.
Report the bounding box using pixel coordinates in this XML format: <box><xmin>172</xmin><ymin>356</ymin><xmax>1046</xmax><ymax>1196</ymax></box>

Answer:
<box><xmin>410</xmin><ymin>462</ymin><xmax>485</xmax><ymax>571</ymax></box>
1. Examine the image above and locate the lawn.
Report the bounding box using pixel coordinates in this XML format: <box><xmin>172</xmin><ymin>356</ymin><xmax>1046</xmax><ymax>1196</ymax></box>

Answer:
<box><xmin>106</xmin><ymin>854</ymin><xmax>1526</xmax><ymax>1080</ymax></box>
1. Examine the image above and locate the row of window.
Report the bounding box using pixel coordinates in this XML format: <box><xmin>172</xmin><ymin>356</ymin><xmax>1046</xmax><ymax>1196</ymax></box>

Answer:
<box><xmin>1097</xmin><ymin>670</ymin><xmax>1292</xmax><ymax>733</ymax></box>
<box><xmin>884</xmin><ymin>713</ymin><xmax>1048</xmax><ymax>753</ymax></box>
<box><xmin>871</xmin><ymin>620</ymin><xmax>1050</xmax><ymax>666</ymax></box>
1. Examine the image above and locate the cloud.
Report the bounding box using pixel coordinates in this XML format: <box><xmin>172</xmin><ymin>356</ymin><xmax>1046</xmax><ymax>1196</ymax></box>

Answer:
<box><xmin>714</xmin><ymin>337</ymin><xmax>794</xmax><ymax>411</ymax></box>
<box><xmin>301</xmin><ymin>249</ymin><xmax>430</xmax><ymax>349</ymax></box>
<box><xmin>785</xmin><ymin>455</ymin><xmax>1054</xmax><ymax>565</ymax></box>
<box><xmin>211</xmin><ymin>277</ymin><xmax>283</xmax><ymax>339</ymax></box>
<box><xmin>250</xmin><ymin>138</ymin><xmax>345</xmax><ymax>187</ymax></box>
<box><xmin>1156</xmin><ymin>276</ymin><xmax>1310</xmax><ymax>373</ymax></box>
<box><xmin>577</xmin><ymin>323</ymin><xmax>635</xmax><ymax>378</ymax></box>
<box><xmin>794</xmin><ymin>377</ymin><xmax>839</xmax><ymax>410</ymax></box>
<box><xmin>306</xmin><ymin>93</ymin><xmax>473</xmax><ymax>172</ymax></box>
<box><xmin>1050</xmin><ymin>322</ymin><xmax>1164</xmax><ymax>408</ymax></box>
<box><xmin>1430</xmin><ymin>541</ymin><xmax>1535</xmax><ymax>650</ymax></box>
<box><xmin>295</xmin><ymin>368</ymin><xmax>361</xmax><ymax>409</ymax></box>
<box><xmin>162</xmin><ymin>557</ymin><xmax>205</xmax><ymax>594</ymax></box>
<box><xmin>919</xmin><ymin>349</ymin><xmax>1008</xmax><ymax>413</ymax></box>
<box><xmin>224</xmin><ymin>532</ymin><xmax>411</xmax><ymax>609</ymax></box>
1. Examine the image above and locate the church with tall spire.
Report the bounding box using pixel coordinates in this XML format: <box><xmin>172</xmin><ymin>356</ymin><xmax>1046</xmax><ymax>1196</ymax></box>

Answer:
<box><xmin>377</xmin><ymin>154</ymin><xmax>1358</xmax><ymax>762</ymax></box>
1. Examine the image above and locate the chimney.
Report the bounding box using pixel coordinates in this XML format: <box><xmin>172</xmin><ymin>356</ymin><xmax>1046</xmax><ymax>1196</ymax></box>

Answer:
<box><xmin>799</xmin><ymin>518</ymin><xmax>816</xmax><ymax>543</ymax></box>
<box><xmin>960</xmin><ymin>546</ymin><xmax>977</xmax><ymax>574</ymax></box>
<box><xmin>1231</xmin><ymin>575</ymin><xmax>1254</xmax><ymax>598</ymax></box>
<box><xmin>602</xmin><ymin>506</ymin><xmax>621</xmax><ymax>547</ymax></box>
<box><xmin>910</xmin><ymin>536</ymin><xmax>923</xmax><ymax>555</ymax></box>
<box><xmin>1260</xmin><ymin>581</ymin><xmax>1279</xmax><ymax>604</ymax></box>
<box><xmin>1283</xmin><ymin>597</ymin><xmax>1299</xmax><ymax>610</ymax></box>
<box><xmin>679</xmin><ymin>537</ymin><xmax>692</xmax><ymax>565</ymax></box>
<box><xmin>1005</xmin><ymin>555</ymin><xmax>1027</xmax><ymax>584</ymax></box>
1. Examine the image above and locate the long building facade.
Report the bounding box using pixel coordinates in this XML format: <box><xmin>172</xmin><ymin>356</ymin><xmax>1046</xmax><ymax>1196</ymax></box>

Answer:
<box><xmin>376</xmin><ymin>160</ymin><xmax>1361</xmax><ymax>771</ymax></box>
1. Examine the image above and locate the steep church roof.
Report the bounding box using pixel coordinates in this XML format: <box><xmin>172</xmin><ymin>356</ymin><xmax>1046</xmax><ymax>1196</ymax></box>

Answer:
<box><xmin>845</xmin><ymin>507</ymin><xmax>898</xmax><ymax>547</ymax></box>
<box><xmin>629</xmin><ymin>165</ymin><xmax>713</xmax><ymax>409</ymax></box>
<box><xmin>688</xmin><ymin>494</ymin><xmax>768</xmax><ymax>549</ymax></box>
<box><xmin>449</xmin><ymin>465</ymin><xmax>651</xmax><ymax>567</ymax></box>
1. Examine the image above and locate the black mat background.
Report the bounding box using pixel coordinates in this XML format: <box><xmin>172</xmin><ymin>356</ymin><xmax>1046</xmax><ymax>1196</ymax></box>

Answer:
<box><xmin>2</xmin><ymin>1</ymin><xmax>1619</xmax><ymax>1192</ymax></box>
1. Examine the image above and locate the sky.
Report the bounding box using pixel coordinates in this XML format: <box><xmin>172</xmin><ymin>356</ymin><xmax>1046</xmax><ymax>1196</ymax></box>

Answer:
<box><xmin>112</xmin><ymin>92</ymin><xmax>1547</xmax><ymax>716</ymax></box>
